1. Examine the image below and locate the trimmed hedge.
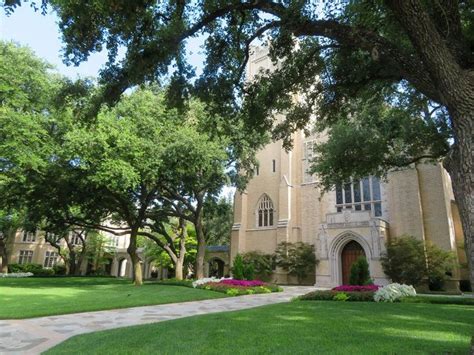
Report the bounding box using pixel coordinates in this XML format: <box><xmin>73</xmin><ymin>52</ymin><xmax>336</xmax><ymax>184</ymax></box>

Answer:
<box><xmin>400</xmin><ymin>296</ymin><xmax>474</xmax><ymax>306</ymax></box>
<box><xmin>8</xmin><ymin>263</ymin><xmax>55</xmax><ymax>276</ymax></box>
<box><xmin>153</xmin><ymin>279</ymin><xmax>194</xmax><ymax>288</ymax></box>
<box><xmin>299</xmin><ymin>290</ymin><xmax>375</xmax><ymax>302</ymax></box>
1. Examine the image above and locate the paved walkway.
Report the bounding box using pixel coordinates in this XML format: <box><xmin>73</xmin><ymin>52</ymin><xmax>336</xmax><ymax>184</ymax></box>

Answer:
<box><xmin>0</xmin><ymin>286</ymin><xmax>315</xmax><ymax>354</ymax></box>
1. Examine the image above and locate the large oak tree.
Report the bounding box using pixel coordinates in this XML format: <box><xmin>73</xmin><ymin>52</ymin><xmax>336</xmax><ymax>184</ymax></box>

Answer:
<box><xmin>4</xmin><ymin>0</ymin><xmax>472</xmax><ymax>286</ymax></box>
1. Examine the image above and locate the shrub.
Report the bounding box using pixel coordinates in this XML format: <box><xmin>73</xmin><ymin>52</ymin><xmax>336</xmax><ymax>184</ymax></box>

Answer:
<box><xmin>243</xmin><ymin>263</ymin><xmax>255</xmax><ymax>281</ymax></box>
<box><xmin>197</xmin><ymin>280</ymin><xmax>282</xmax><ymax>295</ymax></box>
<box><xmin>232</xmin><ymin>254</ymin><xmax>246</xmax><ymax>280</ymax></box>
<box><xmin>349</xmin><ymin>257</ymin><xmax>372</xmax><ymax>285</ymax></box>
<box><xmin>374</xmin><ymin>283</ymin><xmax>416</xmax><ymax>302</ymax></box>
<box><xmin>226</xmin><ymin>288</ymin><xmax>240</xmax><ymax>296</ymax></box>
<box><xmin>299</xmin><ymin>290</ymin><xmax>375</xmax><ymax>302</ymax></box>
<box><xmin>157</xmin><ymin>278</ymin><xmax>194</xmax><ymax>288</ymax></box>
<box><xmin>381</xmin><ymin>236</ymin><xmax>426</xmax><ymax>286</ymax></box>
<box><xmin>381</xmin><ymin>235</ymin><xmax>454</xmax><ymax>289</ymax></box>
<box><xmin>425</xmin><ymin>243</ymin><xmax>455</xmax><ymax>291</ymax></box>
<box><xmin>53</xmin><ymin>264</ymin><xmax>67</xmax><ymax>276</ymax></box>
<box><xmin>8</xmin><ymin>263</ymin><xmax>55</xmax><ymax>276</ymax></box>
<box><xmin>241</xmin><ymin>251</ymin><xmax>275</xmax><ymax>281</ymax></box>
<box><xmin>333</xmin><ymin>292</ymin><xmax>349</xmax><ymax>301</ymax></box>
<box><xmin>400</xmin><ymin>296</ymin><xmax>474</xmax><ymax>306</ymax></box>
<box><xmin>332</xmin><ymin>285</ymin><xmax>379</xmax><ymax>292</ymax></box>
<box><xmin>275</xmin><ymin>242</ymin><xmax>318</xmax><ymax>282</ymax></box>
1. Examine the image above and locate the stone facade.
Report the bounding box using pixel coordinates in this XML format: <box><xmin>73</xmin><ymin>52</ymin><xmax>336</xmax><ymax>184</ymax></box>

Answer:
<box><xmin>230</xmin><ymin>47</ymin><xmax>466</xmax><ymax>288</ymax></box>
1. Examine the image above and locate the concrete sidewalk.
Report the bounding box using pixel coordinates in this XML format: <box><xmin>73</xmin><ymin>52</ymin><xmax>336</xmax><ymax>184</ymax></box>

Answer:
<box><xmin>0</xmin><ymin>286</ymin><xmax>314</xmax><ymax>354</ymax></box>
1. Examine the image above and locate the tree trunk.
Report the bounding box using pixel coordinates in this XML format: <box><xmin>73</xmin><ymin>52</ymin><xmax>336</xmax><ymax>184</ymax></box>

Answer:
<box><xmin>75</xmin><ymin>247</ymin><xmax>87</xmax><ymax>276</ymax></box>
<box><xmin>444</xmin><ymin>108</ymin><xmax>473</xmax><ymax>290</ymax></box>
<box><xmin>175</xmin><ymin>218</ymin><xmax>188</xmax><ymax>280</ymax></box>
<box><xmin>195</xmin><ymin>217</ymin><xmax>206</xmax><ymax>280</ymax></box>
<box><xmin>0</xmin><ymin>239</ymin><xmax>8</xmax><ymax>274</ymax></box>
<box><xmin>128</xmin><ymin>228</ymin><xmax>143</xmax><ymax>286</ymax></box>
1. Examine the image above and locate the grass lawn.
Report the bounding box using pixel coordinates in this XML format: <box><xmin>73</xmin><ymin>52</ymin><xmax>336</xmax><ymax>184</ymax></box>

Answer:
<box><xmin>0</xmin><ymin>277</ymin><xmax>226</xmax><ymax>319</ymax></box>
<box><xmin>47</xmin><ymin>301</ymin><xmax>474</xmax><ymax>354</ymax></box>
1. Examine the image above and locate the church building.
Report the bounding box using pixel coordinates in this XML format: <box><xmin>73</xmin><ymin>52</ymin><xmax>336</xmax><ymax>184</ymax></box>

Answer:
<box><xmin>230</xmin><ymin>47</ymin><xmax>467</xmax><ymax>288</ymax></box>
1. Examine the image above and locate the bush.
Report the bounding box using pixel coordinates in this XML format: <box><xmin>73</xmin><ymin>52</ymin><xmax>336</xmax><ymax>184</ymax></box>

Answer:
<box><xmin>275</xmin><ymin>242</ymin><xmax>318</xmax><ymax>282</ymax></box>
<box><xmin>425</xmin><ymin>243</ymin><xmax>455</xmax><ymax>291</ymax></box>
<box><xmin>243</xmin><ymin>263</ymin><xmax>255</xmax><ymax>281</ymax></box>
<box><xmin>156</xmin><ymin>278</ymin><xmax>194</xmax><ymax>288</ymax></box>
<box><xmin>349</xmin><ymin>257</ymin><xmax>372</xmax><ymax>285</ymax></box>
<box><xmin>241</xmin><ymin>251</ymin><xmax>275</xmax><ymax>281</ymax></box>
<box><xmin>400</xmin><ymin>296</ymin><xmax>474</xmax><ymax>306</ymax></box>
<box><xmin>53</xmin><ymin>264</ymin><xmax>67</xmax><ymax>276</ymax></box>
<box><xmin>381</xmin><ymin>235</ymin><xmax>454</xmax><ymax>289</ymax></box>
<box><xmin>8</xmin><ymin>263</ymin><xmax>55</xmax><ymax>276</ymax></box>
<box><xmin>374</xmin><ymin>283</ymin><xmax>417</xmax><ymax>302</ymax></box>
<box><xmin>381</xmin><ymin>236</ymin><xmax>427</xmax><ymax>286</ymax></box>
<box><xmin>231</xmin><ymin>254</ymin><xmax>246</xmax><ymax>280</ymax></box>
<box><xmin>333</xmin><ymin>292</ymin><xmax>349</xmax><ymax>301</ymax></box>
<box><xmin>298</xmin><ymin>290</ymin><xmax>375</xmax><ymax>302</ymax></box>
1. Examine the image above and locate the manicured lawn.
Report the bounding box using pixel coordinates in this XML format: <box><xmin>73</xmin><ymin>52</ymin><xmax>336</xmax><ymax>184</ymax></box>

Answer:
<box><xmin>47</xmin><ymin>301</ymin><xmax>474</xmax><ymax>354</ymax></box>
<box><xmin>0</xmin><ymin>277</ymin><xmax>226</xmax><ymax>319</ymax></box>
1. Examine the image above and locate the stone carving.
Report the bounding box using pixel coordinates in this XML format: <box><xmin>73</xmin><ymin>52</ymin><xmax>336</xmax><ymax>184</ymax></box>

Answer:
<box><xmin>318</xmin><ymin>224</ymin><xmax>329</xmax><ymax>259</ymax></box>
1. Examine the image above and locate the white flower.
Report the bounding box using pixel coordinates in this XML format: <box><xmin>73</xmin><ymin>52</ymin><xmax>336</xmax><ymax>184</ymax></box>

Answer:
<box><xmin>0</xmin><ymin>272</ymin><xmax>34</xmax><ymax>278</ymax></box>
<box><xmin>374</xmin><ymin>283</ymin><xmax>416</xmax><ymax>302</ymax></box>
<box><xmin>192</xmin><ymin>277</ymin><xmax>232</xmax><ymax>288</ymax></box>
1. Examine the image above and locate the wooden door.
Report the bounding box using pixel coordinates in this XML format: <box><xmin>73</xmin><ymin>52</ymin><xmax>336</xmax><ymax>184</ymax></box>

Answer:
<box><xmin>341</xmin><ymin>241</ymin><xmax>365</xmax><ymax>285</ymax></box>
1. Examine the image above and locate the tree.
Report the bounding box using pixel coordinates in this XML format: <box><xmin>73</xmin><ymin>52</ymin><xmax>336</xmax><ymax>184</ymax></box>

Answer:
<box><xmin>9</xmin><ymin>0</ymin><xmax>470</xmax><ymax>289</ymax></box>
<box><xmin>203</xmin><ymin>196</ymin><xmax>234</xmax><ymax>246</ymax></box>
<box><xmin>349</xmin><ymin>256</ymin><xmax>371</xmax><ymax>286</ymax></box>
<box><xmin>0</xmin><ymin>209</ymin><xmax>23</xmax><ymax>273</ymax></box>
<box><xmin>275</xmin><ymin>242</ymin><xmax>318</xmax><ymax>283</ymax></box>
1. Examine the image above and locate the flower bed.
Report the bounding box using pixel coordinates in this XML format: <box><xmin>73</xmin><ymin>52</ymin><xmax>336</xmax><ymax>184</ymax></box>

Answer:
<box><xmin>332</xmin><ymin>285</ymin><xmax>380</xmax><ymax>292</ymax></box>
<box><xmin>196</xmin><ymin>280</ymin><xmax>282</xmax><ymax>296</ymax></box>
<box><xmin>298</xmin><ymin>290</ymin><xmax>375</xmax><ymax>302</ymax></box>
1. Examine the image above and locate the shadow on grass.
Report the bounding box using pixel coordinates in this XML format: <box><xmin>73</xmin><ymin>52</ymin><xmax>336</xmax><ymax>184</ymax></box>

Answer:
<box><xmin>46</xmin><ymin>301</ymin><xmax>474</xmax><ymax>354</ymax></box>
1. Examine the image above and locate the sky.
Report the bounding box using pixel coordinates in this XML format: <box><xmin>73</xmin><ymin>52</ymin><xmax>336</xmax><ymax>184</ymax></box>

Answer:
<box><xmin>0</xmin><ymin>4</ymin><xmax>206</xmax><ymax>79</ymax></box>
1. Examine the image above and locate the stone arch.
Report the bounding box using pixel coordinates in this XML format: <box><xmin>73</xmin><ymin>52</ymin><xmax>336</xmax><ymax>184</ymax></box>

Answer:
<box><xmin>208</xmin><ymin>257</ymin><xmax>226</xmax><ymax>278</ymax></box>
<box><xmin>117</xmin><ymin>258</ymin><xmax>128</xmax><ymax>277</ymax></box>
<box><xmin>329</xmin><ymin>231</ymin><xmax>373</xmax><ymax>285</ymax></box>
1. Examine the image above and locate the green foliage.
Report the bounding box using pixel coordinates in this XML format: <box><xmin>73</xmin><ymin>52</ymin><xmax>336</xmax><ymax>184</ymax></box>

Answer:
<box><xmin>241</xmin><ymin>251</ymin><xmax>275</xmax><ymax>281</ymax></box>
<box><xmin>243</xmin><ymin>263</ymin><xmax>255</xmax><ymax>281</ymax></box>
<box><xmin>202</xmin><ymin>196</ymin><xmax>233</xmax><ymax>246</ymax></box>
<box><xmin>400</xmin><ymin>296</ymin><xmax>474</xmax><ymax>306</ymax></box>
<box><xmin>8</xmin><ymin>263</ymin><xmax>55</xmax><ymax>276</ymax></box>
<box><xmin>381</xmin><ymin>235</ymin><xmax>455</xmax><ymax>289</ymax></box>
<box><xmin>275</xmin><ymin>242</ymin><xmax>318</xmax><ymax>282</ymax></box>
<box><xmin>426</xmin><ymin>244</ymin><xmax>456</xmax><ymax>291</ymax></box>
<box><xmin>333</xmin><ymin>292</ymin><xmax>350</xmax><ymax>302</ymax></box>
<box><xmin>154</xmin><ymin>279</ymin><xmax>194</xmax><ymax>288</ymax></box>
<box><xmin>226</xmin><ymin>288</ymin><xmax>240</xmax><ymax>297</ymax></box>
<box><xmin>231</xmin><ymin>254</ymin><xmax>245</xmax><ymax>280</ymax></box>
<box><xmin>52</xmin><ymin>264</ymin><xmax>67</xmax><ymax>276</ymax></box>
<box><xmin>381</xmin><ymin>236</ymin><xmax>428</xmax><ymax>287</ymax></box>
<box><xmin>349</xmin><ymin>257</ymin><xmax>372</xmax><ymax>286</ymax></box>
<box><xmin>299</xmin><ymin>290</ymin><xmax>375</xmax><ymax>302</ymax></box>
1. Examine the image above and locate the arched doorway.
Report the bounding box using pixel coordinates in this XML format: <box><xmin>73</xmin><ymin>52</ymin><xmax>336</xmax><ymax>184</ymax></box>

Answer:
<box><xmin>118</xmin><ymin>258</ymin><xmax>128</xmax><ymax>277</ymax></box>
<box><xmin>208</xmin><ymin>258</ymin><xmax>225</xmax><ymax>278</ymax></box>
<box><xmin>341</xmin><ymin>241</ymin><xmax>365</xmax><ymax>285</ymax></box>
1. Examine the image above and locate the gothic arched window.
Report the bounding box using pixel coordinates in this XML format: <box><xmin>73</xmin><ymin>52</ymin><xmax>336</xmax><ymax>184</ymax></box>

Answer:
<box><xmin>257</xmin><ymin>194</ymin><xmax>275</xmax><ymax>227</ymax></box>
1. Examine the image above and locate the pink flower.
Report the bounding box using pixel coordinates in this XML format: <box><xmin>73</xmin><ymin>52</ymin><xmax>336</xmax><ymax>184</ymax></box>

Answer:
<box><xmin>332</xmin><ymin>285</ymin><xmax>380</xmax><ymax>292</ymax></box>
<box><xmin>219</xmin><ymin>279</ymin><xmax>266</xmax><ymax>287</ymax></box>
